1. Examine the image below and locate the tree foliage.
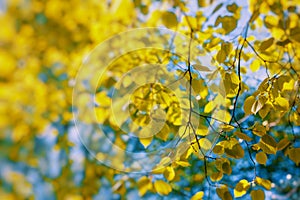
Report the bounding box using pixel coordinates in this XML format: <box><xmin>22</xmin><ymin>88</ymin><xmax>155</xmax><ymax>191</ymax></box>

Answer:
<box><xmin>1</xmin><ymin>0</ymin><xmax>300</xmax><ymax>199</ymax></box>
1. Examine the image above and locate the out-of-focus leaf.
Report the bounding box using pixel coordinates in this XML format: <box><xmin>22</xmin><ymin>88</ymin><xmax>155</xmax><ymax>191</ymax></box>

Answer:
<box><xmin>277</xmin><ymin>138</ymin><xmax>290</xmax><ymax>151</ymax></box>
<box><xmin>215</xmin><ymin>16</ymin><xmax>237</xmax><ymax>34</ymax></box>
<box><xmin>162</xmin><ymin>11</ymin><xmax>178</xmax><ymax>28</ymax></box>
<box><xmin>251</xmin><ymin>189</ymin><xmax>265</xmax><ymax>200</ymax></box>
<box><xmin>259</xmin><ymin>37</ymin><xmax>274</xmax><ymax>51</ymax></box>
<box><xmin>154</xmin><ymin>180</ymin><xmax>172</xmax><ymax>196</ymax></box>
<box><xmin>190</xmin><ymin>191</ymin><xmax>204</xmax><ymax>200</ymax></box>
<box><xmin>287</xmin><ymin>147</ymin><xmax>300</xmax><ymax>165</ymax></box>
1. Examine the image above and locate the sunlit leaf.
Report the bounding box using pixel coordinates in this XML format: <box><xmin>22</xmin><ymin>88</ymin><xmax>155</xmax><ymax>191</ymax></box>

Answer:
<box><xmin>154</xmin><ymin>180</ymin><xmax>172</xmax><ymax>196</ymax></box>
<box><xmin>234</xmin><ymin>179</ymin><xmax>250</xmax><ymax>197</ymax></box>
<box><xmin>138</xmin><ymin>176</ymin><xmax>152</xmax><ymax>196</ymax></box>
<box><xmin>190</xmin><ymin>191</ymin><xmax>204</xmax><ymax>200</ymax></box>
<box><xmin>164</xmin><ymin>166</ymin><xmax>175</xmax><ymax>181</ymax></box>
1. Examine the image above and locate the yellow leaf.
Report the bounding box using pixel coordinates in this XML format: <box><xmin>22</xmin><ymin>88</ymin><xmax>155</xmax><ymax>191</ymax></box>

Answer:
<box><xmin>221</xmin><ymin>124</ymin><xmax>235</xmax><ymax>132</ymax></box>
<box><xmin>274</xmin><ymin>96</ymin><xmax>289</xmax><ymax>111</ymax></box>
<box><xmin>196</xmin><ymin>125</ymin><xmax>209</xmax><ymax>136</ymax></box>
<box><xmin>259</xmin><ymin>37</ymin><xmax>274</xmax><ymax>51</ymax></box>
<box><xmin>137</xmin><ymin>176</ymin><xmax>152</xmax><ymax>196</ymax></box>
<box><xmin>155</xmin><ymin>124</ymin><xmax>170</xmax><ymax>141</ymax></box>
<box><xmin>227</xmin><ymin>3</ymin><xmax>238</xmax><ymax>13</ymax></box>
<box><xmin>193</xmin><ymin>64</ymin><xmax>211</xmax><ymax>72</ymax></box>
<box><xmin>215</xmin><ymin>15</ymin><xmax>237</xmax><ymax>34</ymax></box>
<box><xmin>162</xmin><ymin>11</ymin><xmax>178</xmax><ymax>28</ymax></box>
<box><xmin>234</xmin><ymin>179</ymin><xmax>250</xmax><ymax>197</ymax></box>
<box><xmin>191</xmin><ymin>191</ymin><xmax>204</xmax><ymax>200</ymax></box>
<box><xmin>204</xmin><ymin>101</ymin><xmax>215</xmax><ymax>113</ymax></box>
<box><xmin>277</xmin><ymin>138</ymin><xmax>290</xmax><ymax>151</ymax></box>
<box><xmin>176</xmin><ymin>160</ymin><xmax>190</xmax><ymax>167</ymax></box>
<box><xmin>256</xmin><ymin>151</ymin><xmax>267</xmax><ymax>165</ymax></box>
<box><xmin>225</xmin><ymin>143</ymin><xmax>244</xmax><ymax>159</ymax></box>
<box><xmin>213</xmin><ymin>145</ymin><xmax>224</xmax><ymax>155</ymax></box>
<box><xmin>250</xmin><ymin>189</ymin><xmax>265</xmax><ymax>200</ymax></box>
<box><xmin>287</xmin><ymin>147</ymin><xmax>300</xmax><ymax>165</ymax></box>
<box><xmin>258</xmin><ymin>102</ymin><xmax>272</xmax><ymax>119</ymax></box>
<box><xmin>290</xmin><ymin>27</ymin><xmax>300</xmax><ymax>43</ymax></box>
<box><xmin>216</xmin><ymin>185</ymin><xmax>233</xmax><ymax>200</ymax></box>
<box><xmin>250</xmin><ymin>59</ymin><xmax>260</xmax><ymax>72</ymax></box>
<box><xmin>259</xmin><ymin>134</ymin><xmax>277</xmax><ymax>154</ymax></box>
<box><xmin>199</xmin><ymin>138</ymin><xmax>212</xmax><ymax>150</ymax></box>
<box><xmin>234</xmin><ymin>131</ymin><xmax>252</xmax><ymax>142</ymax></box>
<box><xmin>252</xmin><ymin>123</ymin><xmax>266</xmax><ymax>136</ymax></box>
<box><xmin>221</xmin><ymin>161</ymin><xmax>232</xmax><ymax>175</ymax></box>
<box><xmin>164</xmin><ymin>166</ymin><xmax>175</xmax><ymax>181</ymax></box>
<box><xmin>210</xmin><ymin>171</ymin><xmax>223</xmax><ymax>182</ymax></box>
<box><xmin>251</xmin><ymin>97</ymin><xmax>266</xmax><ymax>115</ymax></box>
<box><xmin>255</xmin><ymin>177</ymin><xmax>271</xmax><ymax>190</ymax></box>
<box><xmin>243</xmin><ymin>96</ymin><xmax>255</xmax><ymax>115</ymax></box>
<box><xmin>217</xmin><ymin>48</ymin><xmax>226</xmax><ymax>63</ymax></box>
<box><xmin>139</xmin><ymin>137</ymin><xmax>153</xmax><ymax>148</ymax></box>
<box><xmin>154</xmin><ymin>180</ymin><xmax>172</xmax><ymax>196</ymax></box>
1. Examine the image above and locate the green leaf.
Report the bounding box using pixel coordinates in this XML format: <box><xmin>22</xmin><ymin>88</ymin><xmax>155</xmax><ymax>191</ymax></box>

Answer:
<box><xmin>251</xmin><ymin>189</ymin><xmax>265</xmax><ymax>200</ymax></box>
<box><xmin>259</xmin><ymin>134</ymin><xmax>277</xmax><ymax>154</ymax></box>
<box><xmin>256</xmin><ymin>151</ymin><xmax>267</xmax><ymax>165</ymax></box>
<box><xmin>162</xmin><ymin>11</ymin><xmax>178</xmax><ymax>28</ymax></box>
<box><xmin>259</xmin><ymin>37</ymin><xmax>274</xmax><ymax>51</ymax></box>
